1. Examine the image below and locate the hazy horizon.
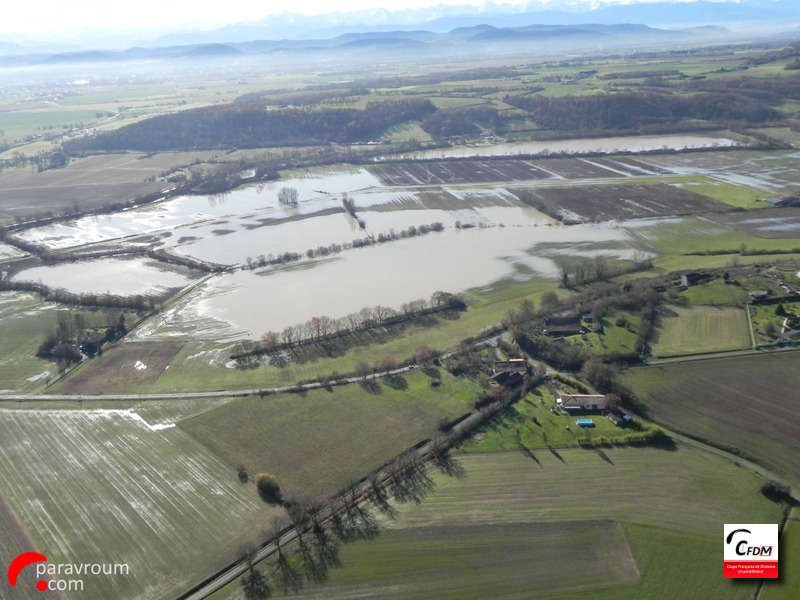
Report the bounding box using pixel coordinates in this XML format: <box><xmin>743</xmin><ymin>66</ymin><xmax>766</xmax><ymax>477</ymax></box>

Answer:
<box><xmin>0</xmin><ymin>0</ymin><xmax>767</xmax><ymax>39</ymax></box>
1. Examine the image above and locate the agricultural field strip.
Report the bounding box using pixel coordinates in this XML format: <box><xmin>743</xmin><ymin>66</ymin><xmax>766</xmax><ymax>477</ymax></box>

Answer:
<box><xmin>0</xmin><ymin>409</ymin><xmax>278</xmax><ymax>600</ymax></box>
<box><xmin>623</xmin><ymin>351</ymin><xmax>800</xmax><ymax>487</ymax></box>
<box><xmin>228</xmin><ymin>447</ymin><xmax>782</xmax><ymax>600</ymax></box>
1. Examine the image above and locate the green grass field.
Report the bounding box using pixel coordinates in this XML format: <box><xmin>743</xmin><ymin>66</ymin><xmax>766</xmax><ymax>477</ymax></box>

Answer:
<box><xmin>627</xmin><ymin>217</ymin><xmax>800</xmax><ymax>257</ymax></box>
<box><xmin>624</xmin><ymin>351</ymin><xmax>800</xmax><ymax>485</ymax></box>
<box><xmin>571</xmin><ymin>309</ymin><xmax>640</xmax><ymax>354</ymax></box>
<box><xmin>678</xmin><ymin>278</ymin><xmax>749</xmax><ymax>305</ymax></box>
<box><xmin>213</xmin><ymin>445</ymin><xmax>784</xmax><ymax>599</ymax></box>
<box><xmin>761</xmin><ymin>509</ymin><xmax>800</xmax><ymax>600</ymax></box>
<box><xmin>0</xmin><ymin>108</ymin><xmax>105</xmax><ymax>141</ymax></box>
<box><xmin>0</xmin><ymin>408</ymin><xmax>281</xmax><ymax>600</ymax></box>
<box><xmin>654</xmin><ymin>253</ymin><xmax>800</xmax><ymax>273</ymax></box>
<box><xmin>179</xmin><ymin>371</ymin><xmax>479</xmax><ymax>500</ymax></box>
<box><xmin>0</xmin><ymin>293</ymin><xmax>58</xmax><ymax>392</ymax></box>
<box><xmin>652</xmin><ymin>305</ymin><xmax>751</xmax><ymax>357</ymax></box>
<box><xmin>272</xmin><ymin>521</ymin><xmax>638</xmax><ymax>599</ymax></box>
<box><xmin>679</xmin><ymin>177</ymin><xmax>767</xmax><ymax>209</ymax></box>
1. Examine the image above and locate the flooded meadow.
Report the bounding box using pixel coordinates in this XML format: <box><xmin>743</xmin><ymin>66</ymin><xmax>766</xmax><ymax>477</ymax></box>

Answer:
<box><xmin>6</xmin><ymin>144</ymin><xmax>794</xmax><ymax>340</ymax></box>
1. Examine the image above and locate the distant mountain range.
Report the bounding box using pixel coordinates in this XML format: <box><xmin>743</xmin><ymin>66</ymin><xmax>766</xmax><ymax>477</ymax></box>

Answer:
<box><xmin>0</xmin><ymin>23</ymin><xmax>738</xmax><ymax>67</ymax></box>
<box><xmin>149</xmin><ymin>0</ymin><xmax>800</xmax><ymax>47</ymax></box>
<box><xmin>0</xmin><ymin>0</ymin><xmax>798</xmax><ymax>61</ymax></box>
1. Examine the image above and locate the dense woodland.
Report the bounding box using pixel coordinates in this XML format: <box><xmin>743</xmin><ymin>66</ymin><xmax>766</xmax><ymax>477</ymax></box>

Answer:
<box><xmin>504</xmin><ymin>89</ymin><xmax>780</xmax><ymax>132</ymax></box>
<box><xmin>64</xmin><ymin>99</ymin><xmax>436</xmax><ymax>152</ymax></box>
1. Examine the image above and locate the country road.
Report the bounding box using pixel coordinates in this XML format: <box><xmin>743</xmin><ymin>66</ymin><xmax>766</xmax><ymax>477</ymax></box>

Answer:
<box><xmin>0</xmin><ymin>365</ymin><xmax>418</xmax><ymax>402</ymax></box>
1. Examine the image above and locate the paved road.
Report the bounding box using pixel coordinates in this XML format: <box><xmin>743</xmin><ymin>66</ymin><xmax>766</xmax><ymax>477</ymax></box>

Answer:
<box><xmin>0</xmin><ymin>365</ymin><xmax>419</xmax><ymax>402</ymax></box>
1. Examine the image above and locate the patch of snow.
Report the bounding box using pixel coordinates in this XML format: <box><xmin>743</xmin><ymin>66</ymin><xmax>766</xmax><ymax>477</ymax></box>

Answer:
<box><xmin>26</xmin><ymin>370</ymin><xmax>51</xmax><ymax>382</ymax></box>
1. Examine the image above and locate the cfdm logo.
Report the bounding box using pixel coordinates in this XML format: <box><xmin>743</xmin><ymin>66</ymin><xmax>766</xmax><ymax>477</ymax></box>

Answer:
<box><xmin>724</xmin><ymin>524</ymin><xmax>779</xmax><ymax>579</ymax></box>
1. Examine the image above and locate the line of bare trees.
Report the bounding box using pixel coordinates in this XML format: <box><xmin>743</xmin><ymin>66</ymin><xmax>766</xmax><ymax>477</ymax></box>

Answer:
<box><xmin>232</xmin><ymin>291</ymin><xmax>465</xmax><ymax>365</ymax></box>
<box><xmin>234</xmin><ymin>390</ymin><xmax>513</xmax><ymax>598</ymax></box>
<box><xmin>0</xmin><ymin>276</ymin><xmax>155</xmax><ymax>310</ymax></box>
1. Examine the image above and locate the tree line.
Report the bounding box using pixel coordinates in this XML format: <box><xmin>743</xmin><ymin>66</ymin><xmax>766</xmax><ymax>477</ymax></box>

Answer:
<box><xmin>241</xmin><ymin>221</ymin><xmax>444</xmax><ymax>267</ymax></box>
<box><xmin>0</xmin><ymin>276</ymin><xmax>156</xmax><ymax>311</ymax></box>
<box><xmin>232</xmin><ymin>291</ymin><xmax>465</xmax><ymax>364</ymax></box>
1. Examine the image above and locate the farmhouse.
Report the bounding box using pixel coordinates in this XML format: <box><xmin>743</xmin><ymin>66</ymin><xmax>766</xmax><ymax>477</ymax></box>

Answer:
<box><xmin>544</xmin><ymin>316</ymin><xmax>582</xmax><ymax>337</ymax></box>
<box><xmin>749</xmin><ymin>290</ymin><xmax>770</xmax><ymax>301</ymax></box>
<box><xmin>557</xmin><ymin>393</ymin><xmax>608</xmax><ymax>413</ymax></box>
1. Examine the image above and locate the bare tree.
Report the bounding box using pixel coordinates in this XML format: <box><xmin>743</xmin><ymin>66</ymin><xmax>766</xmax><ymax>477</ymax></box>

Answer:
<box><xmin>557</xmin><ymin>263</ymin><xmax>571</xmax><ymax>288</ymax></box>
<box><xmin>277</xmin><ymin>187</ymin><xmax>299</xmax><ymax>205</ymax></box>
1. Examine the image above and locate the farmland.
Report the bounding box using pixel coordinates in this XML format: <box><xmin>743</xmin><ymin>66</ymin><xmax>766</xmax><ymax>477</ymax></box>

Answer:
<box><xmin>512</xmin><ymin>182</ymin><xmax>727</xmax><ymax>223</ymax></box>
<box><xmin>0</xmin><ymin>491</ymin><xmax>47</xmax><ymax>600</ymax></box>
<box><xmin>179</xmin><ymin>371</ymin><xmax>479</xmax><ymax>500</ymax></box>
<box><xmin>623</xmin><ymin>351</ymin><xmax>800</xmax><ymax>485</ymax></box>
<box><xmin>367</xmin><ymin>155</ymin><xmax>667</xmax><ymax>186</ymax></box>
<box><xmin>761</xmin><ymin>509</ymin><xmax>800</xmax><ymax>600</ymax></box>
<box><xmin>216</xmin><ymin>446</ymin><xmax>783</xmax><ymax>599</ymax></box>
<box><xmin>0</xmin><ymin>408</ymin><xmax>282</xmax><ymax>600</ymax></box>
<box><xmin>651</xmin><ymin>305</ymin><xmax>751</xmax><ymax>357</ymax></box>
<box><xmin>707</xmin><ymin>207</ymin><xmax>800</xmax><ymax>239</ymax></box>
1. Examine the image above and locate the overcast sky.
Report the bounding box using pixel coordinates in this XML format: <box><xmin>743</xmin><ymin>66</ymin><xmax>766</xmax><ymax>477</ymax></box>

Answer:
<box><xmin>1</xmin><ymin>0</ymin><xmax>698</xmax><ymax>37</ymax></box>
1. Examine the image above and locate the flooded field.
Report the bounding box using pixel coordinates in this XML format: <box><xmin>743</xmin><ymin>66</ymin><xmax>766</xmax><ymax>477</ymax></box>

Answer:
<box><xmin>11</xmin><ymin>257</ymin><xmax>197</xmax><ymax>297</ymax></box>
<box><xmin>6</xmin><ymin>147</ymin><xmax>797</xmax><ymax>341</ymax></box>
<box><xmin>639</xmin><ymin>150</ymin><xmax>800</xmax><ymax>191</ymax></box>
<box><xmin>135</xmin><ymin>221</ymin><xmax>634</xmax><ymax>340</ymax></box>
<box><xmin>382</xmin><ymin>133</ymin><xmax>745</xmax><ymax>160</ymax></box>
<box><xmin>511</xmin><ymin>182</ymin><xmax>730</xmax><ymax>223</ymax></box>
<box><xmin>0</xmin><ymin>242</ymin><xmax>24</xmax><ymax>260</ymax></box>
<box><xmin>12</xmin><ymin>166</ymin><xmax>384</xmax><ymax>251</ymax></box>
<box><xmin>706</xmin><ymin>208</ymin><xmax>800</xmax><ymax>239</ymax></box>
<box><xmin>368</xmin><ymin>155</ymin><xmax>667</xmax><ymax>186</ymax></box>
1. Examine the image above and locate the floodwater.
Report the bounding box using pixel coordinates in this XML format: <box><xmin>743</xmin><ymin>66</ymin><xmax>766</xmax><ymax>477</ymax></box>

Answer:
<box><xmin>380</xmin><ymin>134</ymin><xmax>744</xmax><ymax>161</ymax></box>
<box><xmin>12</xmin><ymin>258</ymin><xmax>194</xmax><ymax>296</ymax></box>
<box><xmin>168</xmin><ymin>211</ymin><xmax>364</xmax><ymax>266</ymax></box>
<box><xmin>0</xmin><ymin>242</ymin><xmax>24</xmax><ymax>260</ymax></box>
<box><xmin>14</xmin><ymin>166</ymin><xmax>385</xmax><ymax>250</ymax></box>
<box><xmin>150</xmin><ymin>221</ymin><xmax>633</xmax><ymax>338</ymax></box>
<box><xmin>161</xmin><ymin>186</ymin><xmax>553</xmax><ymax>266</ymax></box>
